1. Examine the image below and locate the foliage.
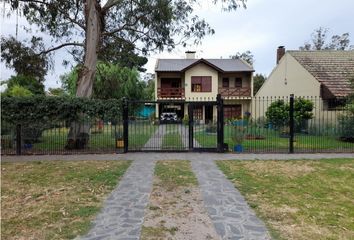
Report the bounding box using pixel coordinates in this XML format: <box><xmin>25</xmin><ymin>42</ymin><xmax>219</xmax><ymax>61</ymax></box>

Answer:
<box><xmin>230</xmin><ymin>50</ymin><xmax>254</xmax><ymax>66</ymax></box>
<box><xmin>3</xmin><ymin>74</ymin><xmax>45</xmax><ymax>95</ymax></box>
<box><xmin>1</xmin><ymin>36</ymin><xmax>50</xmax><ymax>81</ymax></box>
<box><xmin>265</xmin><ymin>100</ymin><xmax>289</xmax><ymax>128</ymax></box>
<box><xmin>253</xmin><ymin>73</ymin><xmax>266</xmax><ymax>94</ymax></box>
<box><xmin>6</xmin><ymin>84</ymin><xmax>33</xmax><ymax>97</ymax></box>
<box><xmin>142</xmin><ymin>73</ymin><xmax>155</xmax><ymax>100</ymax></box>
<box><xmin>61</xmin><ymin>62</ymin><xmax>145</xmax><ymax>100</ymax></box>
<box><xmin>338</xmin><ymin>103</ymin><xmax>354</xmax><ymax>141</ymax></box>
<box><xmin>265</xmin><ymin>99</ymin><xmax>313</xmax><ymax>131</ymax></box>
<box><xmin>47</xmin><ymin>87</ymin><xmax>67</xmax><ymax>96</ymax></box>
<box><xmin>299</xmin><ymin>27</ymin><xmax>352</xmax><ymax>50</ymax></box>
<box><xmin>1</xmin><ymin>96</ymin><xmax>122</xmax><ymax>124</ymax></box>
<box><xmin>6</xmin><ymin>0</ymin><xmax>245</xmax><ymax>98</ymax></box>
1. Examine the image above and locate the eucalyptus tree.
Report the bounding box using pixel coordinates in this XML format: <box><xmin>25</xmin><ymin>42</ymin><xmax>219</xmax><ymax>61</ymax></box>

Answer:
<box><xmin>7</xmin><ymin>0</ymin><xmax>245</xmax><ymax>98</ymax></box>
<box><xmin>6</xmin><ymin>0</ymin><xmax>246</xmax><ymax>148</ymax></box>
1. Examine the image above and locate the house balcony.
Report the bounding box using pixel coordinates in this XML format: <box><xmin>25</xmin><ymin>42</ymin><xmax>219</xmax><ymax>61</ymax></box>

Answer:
<box><xmin>157</xmin><ymin>87</ymin><xmax>185</xmax><ymax>99</ymax></box>
<box><xmin>218</xmin><ymin>87</ymin><xmax>251</xmax><ymax>98</ymax></box>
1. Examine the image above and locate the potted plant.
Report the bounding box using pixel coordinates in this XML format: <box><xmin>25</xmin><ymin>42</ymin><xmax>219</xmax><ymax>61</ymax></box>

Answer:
<box><xmin>231</xmin><ymin>123</ymin><xmax>245</xmax><ymax>153</ymax></box>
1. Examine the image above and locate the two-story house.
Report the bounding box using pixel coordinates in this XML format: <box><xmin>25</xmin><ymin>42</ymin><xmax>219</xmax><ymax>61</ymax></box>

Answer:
<box><xmin>155</xmin><ymin>51</ymin><xmax>254</xmax><ymax>123</ymax></box>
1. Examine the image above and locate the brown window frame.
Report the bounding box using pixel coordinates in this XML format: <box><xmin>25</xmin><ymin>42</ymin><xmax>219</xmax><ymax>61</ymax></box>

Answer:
<box><xmin>235</xmin><ymin>78</ymin><xmax>242</xmax><ymax>88</ymax></box>
<box><xmin>222</xmin><ymin>78</ymin><xmax>229</xmax><ymax>88</ymax></box>
<box><xmin>191</xmin><ymin>76</ymin><xmax>212</xmax><ymax>92</ymax></box>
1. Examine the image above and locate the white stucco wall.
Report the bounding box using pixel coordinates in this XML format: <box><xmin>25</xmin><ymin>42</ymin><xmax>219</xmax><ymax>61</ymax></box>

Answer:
<box><xmin>184</xmin><ymin>63</ymin><xmax>219</xmax><ymax>101</ymax></box>
<box><xmin>256</xmin><ymin>53</ymin><xmax>321</xmax><ymax>98</ymax></box>
<box><xmin>253</xmin><ymin>53</ymin><xmax>322</xmax><ymax>120</ymax></box>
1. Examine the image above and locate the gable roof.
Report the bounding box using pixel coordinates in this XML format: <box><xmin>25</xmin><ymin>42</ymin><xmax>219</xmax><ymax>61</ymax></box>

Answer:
<box><xmin>155</xmin><ymin>58</ymin><xmax>254</xmax><ymax>73</ymax></box>
<box><xmin>288</xmin><ymin>50</ymin><xmax>354</xmax><ymax>98</ymax></box>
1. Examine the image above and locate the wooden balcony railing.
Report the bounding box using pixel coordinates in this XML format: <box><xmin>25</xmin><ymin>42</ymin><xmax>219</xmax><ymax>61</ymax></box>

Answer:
<box><xmin>157</xmin><ymin>87</ymin><xmax>185</xmax><ymax>98</ymax></box>
<box><xmin>218</xmin><ymin>87</ymin><xmax>251</xmax><ymax>97</ymax></box>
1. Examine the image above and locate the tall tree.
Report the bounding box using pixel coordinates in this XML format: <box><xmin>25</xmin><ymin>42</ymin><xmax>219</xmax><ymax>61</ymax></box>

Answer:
<box><xmin>230</xmin><ymin>50</ymin><xmax>254</xmax><ymax>66</ymax></box>
<box><xmin>7</xmin><ymin>0</ymin><xmax>246</xmax><ymax>98</ymax></box>
<box><xmin>6</xmin><ymin>0</ymin><xmax>246</xmax><ymax>148</ymax></box>
<box><xmin>300</xmin><ymin>27</ymin><xmax>352</xmax><ymax>50</ymax></box>
<box><xmin>253</xmin><ymin>73</ymin><xmax>266</xmax><ymax>94</ymax></box>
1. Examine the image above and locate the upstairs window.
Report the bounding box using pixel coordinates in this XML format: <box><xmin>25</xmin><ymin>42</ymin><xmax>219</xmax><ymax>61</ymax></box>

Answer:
<box><xmin>222</xmin><ymin>78</ymin><xmax>229</xmax><ymax>88</ymax></box>
<box><xmin>191</xmin><ymin>76</ymin><xmax>212</xmax><ymax>92</ymax></box>
<box><xmin>235</xmin><ymin>78</ymin><xmax>242</xmax><ymax>88</ymax></box>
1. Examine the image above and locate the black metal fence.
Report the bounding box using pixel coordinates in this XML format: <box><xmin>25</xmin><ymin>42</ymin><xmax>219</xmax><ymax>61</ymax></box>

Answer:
<box><xmin>1</xmin><ymin>95</ymin><xmax>354</xmax><ymax>155</ymax></box>
<box><xmin>123</xmin><ymin>97</ymin><xmax>224</xmax><ymax>152</ymax></box>
<box><xmin>1</xmin><ymin>117</ymin><xmax>124</xmax><ymax>155</ymax></box>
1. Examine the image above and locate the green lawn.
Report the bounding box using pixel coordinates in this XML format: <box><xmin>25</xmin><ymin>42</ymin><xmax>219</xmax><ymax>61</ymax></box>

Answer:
<box><xmin>1</xmin><ymin>123</ymin><xmax>157</xmax><ymax>153</ymax></box>
<box><xmin>194</xmin><ymin>125</ymin><xmax>354</xmax><ymax>152</ymax></box>
<box><xmin>162</xmin><ymin>132</ymin><xmax>184</xmax><ymax>150</ymax></box>
<box><xmin>1</xmin><ymin>160</ymin><xmax>131</xmax><ymax>240</ymax></box>
<box><xmin>217</xmin><ymin>159</ymin><xmax>354</xmax><ymax>240</ymax></box>
<box><xmin>128</xmin><ymin>122</ymin><xmax>158</xmax><ymax>150</ymax></box>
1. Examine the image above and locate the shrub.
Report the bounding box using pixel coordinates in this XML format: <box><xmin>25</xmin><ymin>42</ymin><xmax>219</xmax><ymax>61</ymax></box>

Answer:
<box><xmin>338</xmin><ymin>103</ymin><xmax>354</xmax><ymax>142</ymax></box>
<box><xmin>265</xmin><ymin>98</ymin><xmax>313</xmax><ymax>132</ymax></box>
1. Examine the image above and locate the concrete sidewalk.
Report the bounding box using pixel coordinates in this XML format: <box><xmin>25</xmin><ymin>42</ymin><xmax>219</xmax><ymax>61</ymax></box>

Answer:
<box><xmin>2</xmin><ymin>152</ymin><xmax>353</xmax><ymax>162</ymax></box>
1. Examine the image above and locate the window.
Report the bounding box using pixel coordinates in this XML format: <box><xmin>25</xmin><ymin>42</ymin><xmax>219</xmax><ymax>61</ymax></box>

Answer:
<box><xmin>193</xmin><ymin>106</ymin><xmax>203</xmax><ymax>120</ymax></box>
<box><xmin>222</xmin><ymin>78</ymin><xmax>229</xmax><ymax>88</ymax></box>
<box><xmin>191</xmin><ymin>76</ymin><xmax>212</xmax><ymax>92</ymax></box>
<box><xmin>235</xmin><ymin>78</ymin><xmax>242</xmax><ymax>88</ymax></box>
<box><xmin>192</xmin><ymin>84</ymin><xmax>202</xmax><ymax>92</ymax></box>
<box><xmin>324</xmin><ymin>98</ymin><xmax>347</xmax><ymax>111</ymax></box>
<box><xmin>224</xmin><ymin>105</ymin><xmax>242</xmax><ymax>119</ymax></box>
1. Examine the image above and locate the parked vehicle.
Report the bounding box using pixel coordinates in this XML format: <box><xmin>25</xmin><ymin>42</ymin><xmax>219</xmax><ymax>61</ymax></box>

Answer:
<box><xmin>160</xmin><ymin>112</ymin><xmax>178</xmax><ymax>123</ymax></box>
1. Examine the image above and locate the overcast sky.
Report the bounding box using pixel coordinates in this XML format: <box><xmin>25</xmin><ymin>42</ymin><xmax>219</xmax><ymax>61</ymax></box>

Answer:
<box><xmin>1</xmin><ymin>0</ymin><xmax>354</xmax><ymax>90</ymax></box>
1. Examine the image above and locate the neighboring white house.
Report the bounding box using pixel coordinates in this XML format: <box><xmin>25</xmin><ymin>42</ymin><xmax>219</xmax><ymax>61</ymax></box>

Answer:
<box><xmin>155</xmin><ymin>51</ymin><xmax>255</xmax><ymax>123</ymax></box>
<box><xmin>254</xmin><ymin>47</ymin><xmax>354</xmax><ymax>120</ymax></box>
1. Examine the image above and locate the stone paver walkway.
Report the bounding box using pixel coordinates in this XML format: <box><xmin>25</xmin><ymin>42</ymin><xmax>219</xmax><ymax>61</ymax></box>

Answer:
<box><xmin>79</xmin><ymin>160</ymin><xmax>155</xmax><ymax>240</ymax></box>
<box><xmin>192</xmin><ymin>159</ymin><xmax>270</xmax><ymax>240</ymax></box>
<box><xmin>4</xmin><ymin>153</ymin><xmax>353</xmax><ymax>239</ymax></box>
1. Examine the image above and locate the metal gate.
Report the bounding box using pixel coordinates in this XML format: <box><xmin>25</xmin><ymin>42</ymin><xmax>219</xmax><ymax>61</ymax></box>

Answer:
<box><xmin>122</xmin><ymin>95</ymin><xmax>224</xmax><ymax>152</ymax></box>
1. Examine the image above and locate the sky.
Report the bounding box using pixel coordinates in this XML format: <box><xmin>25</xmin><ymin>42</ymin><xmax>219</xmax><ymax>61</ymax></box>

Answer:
<box><xmin>1</xmin><ymin>0</ymin><xmax>354</xmax><ymax>91</ymax></box>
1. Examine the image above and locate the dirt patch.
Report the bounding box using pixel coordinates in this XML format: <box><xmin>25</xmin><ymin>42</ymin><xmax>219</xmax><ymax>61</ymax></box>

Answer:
<box><xmin>141</xmin><ymin>180</ymin><xmax>220</xmax><ymax>240</ymax></box>
<box><xmin>243</xmin><ymin>161</ymin><xmax>315</xmax><ymax>178</ymax></box>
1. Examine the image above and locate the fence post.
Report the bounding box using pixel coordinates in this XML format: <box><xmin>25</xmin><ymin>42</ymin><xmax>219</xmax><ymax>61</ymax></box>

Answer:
<box><xmin>16</xmin><ymin>124</ymin><xmax>22</xmax><ymax>155</ymax></box>
<box><xmin>217</xmin><ymin>94</ymin><xmax>224</xmax><ymax>153</ymax></box>
<box><xmin>188</xmin><ymin>103</ymin><xmax>194</xmax><ymax>150</ymax></box>
<box><xmin>123</xmin><ymin>98</ymin><xmax>129</xmax><ymax>153</ymax></box>
<box><xmin>289</xmin><ymin>94</ymin><xmax>295</xmax><ymax>153</ymax></box>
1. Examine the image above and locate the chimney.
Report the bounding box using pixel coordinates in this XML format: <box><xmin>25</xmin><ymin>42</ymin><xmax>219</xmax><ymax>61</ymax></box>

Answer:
<box><xmin>185</xmin><ymin>51</ymin><xmax>196</xmax><ymax>59</ymax></box>
<box><xmin>276</xmin><ymin>46</ymin><xmax>285</xmax><ymax>64</ymax></box>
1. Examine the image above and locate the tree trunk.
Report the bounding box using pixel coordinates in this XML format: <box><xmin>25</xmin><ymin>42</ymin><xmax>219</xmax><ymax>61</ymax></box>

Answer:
<box><xmin>66</xmin><ymin>0</ymin><xmax>101</xmax><ymax>150</ymax></box>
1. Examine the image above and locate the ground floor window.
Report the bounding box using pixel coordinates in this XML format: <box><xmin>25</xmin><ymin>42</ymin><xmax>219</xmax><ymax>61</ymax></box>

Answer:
<box><xmin>193</xmin><ymin>106</ymin><xmax>203</xmax><ymax>120</ymax></box>
<box><xmin>224</xmin><ymin>105</ymin><xmax>242</xmax><ymax>120</ymax></box>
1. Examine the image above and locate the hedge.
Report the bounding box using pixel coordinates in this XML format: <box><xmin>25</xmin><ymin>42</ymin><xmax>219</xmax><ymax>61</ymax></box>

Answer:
<box><xmin>1</xmin><ymin>96</ymin><xmax>123</xmax><ymax>124</ymax></box>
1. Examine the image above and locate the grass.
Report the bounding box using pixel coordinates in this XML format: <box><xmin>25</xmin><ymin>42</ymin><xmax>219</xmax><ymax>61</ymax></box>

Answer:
<box><xmin>1</xmin><ymin>123</ymin><xmax>157</xmax><ymax>154</ymax></box>
<box><xmin>161</xmin><ymin>132</ymin><xmax>184</xmax><ymax>150</ymax></box>
<box><xmin>1</xmin><ymin>160</ymin><xmax>131</xmax><ymax>240</ymax></box>
<box><xmin>217</xmin><ymin>158</ymin><xmax>354</xmax><ymax>240</ymax></box>
<box><xmin>194</xmin><ymin>125</ymin><xmax>354</xmax><ymax>152</ymax></box>
<box><xmin>154</xmin><ymin>160</ymin><xmax>197</xmax><ymax>190</ymax></box>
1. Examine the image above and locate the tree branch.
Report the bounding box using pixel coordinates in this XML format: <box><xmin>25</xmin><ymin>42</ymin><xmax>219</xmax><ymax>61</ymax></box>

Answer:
<box><xmin>39</xmin><ymin>42</ymin><xmax>84</xmax><ymax>55</ymax></box>
<box><xmin>102</xmin><ymin>0</ymin><xmax>123</xmax><ymax>12</ymax></box>
<box><xmin>17</xmin><ymin>0</ymin><xmax>85</xmax><ymax>30</ymax></box>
